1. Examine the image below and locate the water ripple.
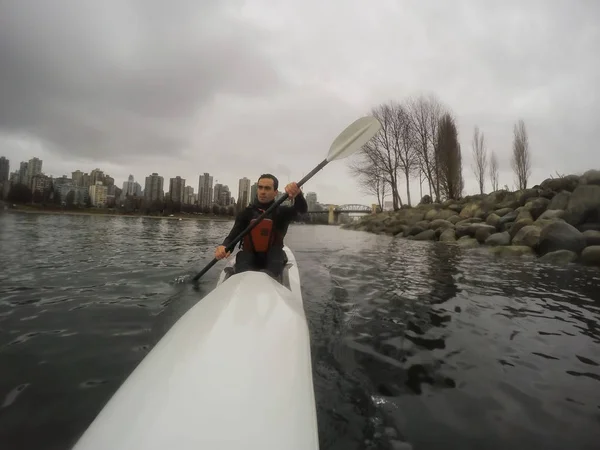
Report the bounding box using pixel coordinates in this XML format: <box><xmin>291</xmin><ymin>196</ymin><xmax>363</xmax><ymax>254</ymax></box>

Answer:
<box><xmin>0</xmin><ymin>214</ymin><xmax>599</xmax><ymax>450</ymax></box>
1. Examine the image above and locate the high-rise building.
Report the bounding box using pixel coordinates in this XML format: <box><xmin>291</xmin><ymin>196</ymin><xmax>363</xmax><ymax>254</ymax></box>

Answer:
<box><xmin>238</xmin><ymin>177</ymin><xmax>251</xmax><ymax>207</ymax></box>
<box><xmin>89</xmin><ymin>182</ymin><xmax>108</xmax><ymax>207</ymax></box>
<box><xmin>183</xmin><ymin>186</ymin><xmax>195</xmax><ymax>204</ymax></box>
<box><xmin>169</xmin><ymin>176</ymin><xmax>186</xmax><ymax>203</ymax></box>
<box><xmin>306</xmin><ymin>192</ymin><xmax>317</xmax><ymax>211</ymax></box>
<box><xmin>0</xmin><ymin>157</ymin><xmax>9</xmax><ymax>183</ymax></box>
<box><xmin>122</xmin><ymin>175</ymin><xmax>136</xmax><ymax>196</ymax></box>
<box><xmin>250</xmin><ymin>182</ymin><xmax>258</xmax><ymax>203</ymax></box>
<box><xmin>198</xmin><ymin>173</ymin><xmax>213</xmax><ymax>208</ymax></box>
<box><xmin>31</xmin><ymin>174</ymin><xmax>51</xmax><ymax>194</ymax></box>
<box><xmin>26</xmin><ymin>157</ymin><xmax>42</xmax><ymax>188</ymax></box>
<box><xmin>90</xmin><ymin>168</ymin><xmax>105</xmax><ymax>185</ymax></box>
<box><xmin>144</xmin><ymin>173</ymin><xmax>164</xmax><ymax>203</ymax></box>
<box><xmin>72</xmin><ymin>170</ymin><xmax>84</xmax><ymax>187</ymax></box>
<box><xmin>213</xmin><ymin>183</ymin><xmax>223</xmax><ymax>205</ymax></box>
<box><xmin>213</xmin><ymin>183</ymin><xmax>231</xmax><ymax>206</ymax></box>
<box><xmin>19</xmin><ymin>162</ymin><xmax>28</xmax><ymax>185</ymax></box>
<box><xmin>219</xmin><ymin>185</ymin><xmax>231</xmax><ymax>206</ymax></box>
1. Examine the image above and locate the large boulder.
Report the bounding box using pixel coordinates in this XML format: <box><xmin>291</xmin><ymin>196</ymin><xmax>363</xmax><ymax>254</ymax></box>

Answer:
<box><xmin>412</xmin><ymin>229</ymin><xmax>436</xmax><ymax>241</ymax></box>
<box><xmin>459</xmin><ymin>202</ymin><xmax>482</xmax><ymax>219</ymax></box>
<box><xmin>540</xmin><ymin>175</ymin><xmax>580</xmax><ymax>192</ymax></box>
<box><xmin>509</xmin><ymin>218</ymin><xmax>534</xmax><ymax>239</ymax></box>
<box><xmin>580</xmin><ymin>246</ymin><xmax>600</xmax><ymax>266</ymax></box>
<box><xmin>428</xmin><ymin>219</ymin><xmax>454</xmax><ymax>230</ymax></box>
<box><xmin>498</xmin><ymin>210</ymin><xmax>519</xmax><ymax>227</ymax></box>
<box><xmin>525</xmin><ymin>197</ymin><xmax>551</xmax><ymax>220</ymax></box>
<box><xmin>548</xmin><ymin>191</ymin><xmax>571</xmax><ymax>210</ymax></box>
<box><xmin>494</xmin><ymin>207</ymin><xmax>514</xmax><ymax>217</ymax></box>
<box><xmin>583</xmin><ymin>230</ymin><xmax>600</xmax><ymax>246</ymax></box>
<box><xmin>516</xmin><ymin>188</ymin><xmax>541</xmax><ymax>207</ymax></box>
<box><xmin>439</xmin><ymin>228</ymin><xmax>457</xmax><ymax>242</ymax></box>
<box><xmin>539</xmin><ymin>250</ymin><xmax>578</xmax><ymax>265</ymax></box>
<box><xmin>537</xmin><ymin>209</ymin><xmax>565</xmax><ymax>221</ymax></box>
<box><xmin>516</xmin><ymin>208</ymin><xmax>534</xmax><ymax>222</ymax></box>
<box><xmin>486</xmin><ymin>213</ymin><xmax>501</xmax><ymax>228</ymax></box>
<box><xmin>563</xmin><ymin>184</ymin><xmax>600</xmax><ymax>226</ymax></box>
<box><xmin>512</xmin><ymin>225</ymin><xmax>541</xmax><ymax>249</ymax></box>
<box><xmin>424</xmin><ymin>208</ymin><xmax>456</xmax><ymax>221</ymax></box>
<box><xmin>457</xmin><ymin>237</ymin><xmax>479</xmax><ymax>248</ymax></box>
<box><xmin>485</xmin><ymin>231</ymin><xmax>511</xmax><ymax>246</ymax></box>
<box><xmin>475</xmin><ymin>225</ymin><xmax>496</xmax><ymax>243</ymax></box>
<box><xmin>538</xmin><ymin>221</ymin><xmax>587</xmax><ymax>255</ymax></box>
<box><xmin>456</xmin><ymin>222</ymin><xmax>495</xmax><ymax>239</ymax></box>
<box><xmin>580</xmin><ymin>169</ymin><xmax>600</xmax><ymax>186</ymax></box>
<box><xmin>405</xmin><ymin>225</ymin><xmax>427</xmax><ymax>237</ymax></box>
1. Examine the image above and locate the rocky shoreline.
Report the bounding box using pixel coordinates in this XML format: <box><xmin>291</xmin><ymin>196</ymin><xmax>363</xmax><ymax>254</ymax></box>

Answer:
<box><xmin>342</xmin><ymin>170</ymin><xmax>600</xmax><ymax>267</ymax></box>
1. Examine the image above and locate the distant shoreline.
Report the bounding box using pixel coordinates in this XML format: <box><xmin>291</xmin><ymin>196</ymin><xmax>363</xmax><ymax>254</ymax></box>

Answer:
<box><xmin>2</xmin><ymin>206</ymin><xmax>234</xmax><ymax>222</ymax></box>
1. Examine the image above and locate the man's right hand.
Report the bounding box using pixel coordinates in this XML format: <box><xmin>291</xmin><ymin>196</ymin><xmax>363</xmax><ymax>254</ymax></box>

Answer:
<box><xmin>215</xmin><ymin>245</ymin><xmax>231</xmax><ymax>260</ymax></box>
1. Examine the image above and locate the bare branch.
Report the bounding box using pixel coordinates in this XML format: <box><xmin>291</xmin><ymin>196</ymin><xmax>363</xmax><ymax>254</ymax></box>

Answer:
<box><xmin>489</xmin><ymin>150</ymin><xmax>499</xmax><ymax>191</ymax></box>
<box><xmin>510</xmin><ymin>119</ymin><xmax>532</xmax><ymax>190</ymax></box>
<box><xmin>390</xmin><ymin>102</ymin><xmax>419</xmax><ymax>206</ymax></box>
<box><xmin>348</xmin><ymin>157</ymin><xmax>387</xmax><ymax>209</ymax></box>
<box><xmin>471</xmin><ymin>125</ymin><xmax>488</xmax><ymax>194</ymax></box>
<box><xmin>405</xmin><ymin>94</ymin><xmax>446</xmax><ymax>202</ymax></box>
<box><xmin>348</xmin><ymin>101</ymin><xmax>411</xmax><ymax>210</ymax></box>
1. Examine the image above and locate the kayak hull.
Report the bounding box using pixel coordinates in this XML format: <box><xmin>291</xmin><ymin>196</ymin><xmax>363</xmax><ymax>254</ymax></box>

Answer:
<box><xmin>72</xmin><ymin>246</ymin><xmax>319</xmax><ymax>450</ymax></box>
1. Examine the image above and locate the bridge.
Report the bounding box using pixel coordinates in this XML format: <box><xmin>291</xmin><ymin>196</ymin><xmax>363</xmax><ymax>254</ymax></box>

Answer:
<box><xmin>305</xmin><ymin>204</ymin><xmax>376</xmax><ymax>225</ymax></box>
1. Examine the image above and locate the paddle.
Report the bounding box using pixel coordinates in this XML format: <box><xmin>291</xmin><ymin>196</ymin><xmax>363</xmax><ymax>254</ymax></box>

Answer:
<box><xmin>191</xmin><ymin>115</ymin><xmax>382</xmax><ymax>282</ymax></box>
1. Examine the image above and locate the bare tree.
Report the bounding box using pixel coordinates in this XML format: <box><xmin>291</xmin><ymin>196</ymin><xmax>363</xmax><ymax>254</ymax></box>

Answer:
<box><xmin>489</xmin><ymin>150</ymin><xmax>499</xmax><ymax>191</ymax></box>
<box><xmin>471</xmin><ymin>126</ymin><xmax>488</xmax><ymax>194</ymax></box>
<box><xmin>350</xmin><ymin>103</ymin><xmax>403</xmax><ymax>210</ymax></box>
<box><xmin>436</xmin><ymin>113</ymin><xmax>464</xmax><ymax>200</ymax></box>
<box><xmin>349</xmin><ymin>158</ymin><xmax>387</xmax><ymax>210</ymax></box>
<box><xmin>511</xmin><ymin>119</ymin><xmax>532</xmax><ymax>190</ymax></box>
<box><xmin>406</xmin><ymin>94</ymin><xmax>445</xmax><ymax>202</ymax></box>
<box><xmin>391</xmin><ymin>102</ymin><xmax>419</xmax><ymax>206</ymax></box>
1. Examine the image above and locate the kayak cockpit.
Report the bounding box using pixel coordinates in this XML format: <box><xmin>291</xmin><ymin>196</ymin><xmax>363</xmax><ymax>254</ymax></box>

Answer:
<box><xmin>220</xmin><ymin>260</ymin><xmax>293</xmax><ymax>290</ymax></box>
<box><xmin>217</xmin><ymin>246</ymin><xmax>294</xmax><ymax>291</ymax></box>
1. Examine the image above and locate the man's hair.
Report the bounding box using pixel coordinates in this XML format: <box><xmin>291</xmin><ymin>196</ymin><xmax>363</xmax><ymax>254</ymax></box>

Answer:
<box><xmin>257</xmin><ymin>173</ymin><xmax>278</xmax><ymax>190</ymax></box>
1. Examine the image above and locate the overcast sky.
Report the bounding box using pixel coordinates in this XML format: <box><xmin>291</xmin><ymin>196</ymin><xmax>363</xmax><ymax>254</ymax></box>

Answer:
<box><xmin>0</xmin><ymin>0</ymin><xmax>598</xmax><ymax>205</ymax></box>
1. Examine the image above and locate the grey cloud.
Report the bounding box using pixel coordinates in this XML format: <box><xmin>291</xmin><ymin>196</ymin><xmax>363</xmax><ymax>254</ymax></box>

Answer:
<box><xmin>0</xmin><ymin>0</ymin><xmax>598</xmax><ymax>205</ymax></box>
<box><xmin>0</xmin><ymin>0</ymin><xmax>283</xmax><ymax>162</ymax></box>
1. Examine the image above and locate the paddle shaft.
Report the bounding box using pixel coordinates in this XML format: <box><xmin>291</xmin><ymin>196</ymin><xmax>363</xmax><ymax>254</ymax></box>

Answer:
<box><xmin>192</xmin><ymin>158</ymin><xmax>329</xmax><ymax>282</ymax></box>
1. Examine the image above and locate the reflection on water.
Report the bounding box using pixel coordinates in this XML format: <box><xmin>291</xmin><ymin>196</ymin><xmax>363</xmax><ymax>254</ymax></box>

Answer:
<box><xmin>0</xmin><ymin>213</ymin><xmax>599</xmax><ymax>450</ymax></box>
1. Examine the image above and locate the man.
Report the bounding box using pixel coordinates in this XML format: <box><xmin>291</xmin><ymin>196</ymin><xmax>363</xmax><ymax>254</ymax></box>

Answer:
<box><xmin>214</xmin><ymin>174</ymin><xmax>308</xmax><ymax>280</ymax></box>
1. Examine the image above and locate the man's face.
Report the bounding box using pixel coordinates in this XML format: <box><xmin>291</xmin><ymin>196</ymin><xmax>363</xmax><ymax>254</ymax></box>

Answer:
<box><xmin>257</xmin><ymin>178</ymin><xmax>277</xmax><ymax>203</ymax></box>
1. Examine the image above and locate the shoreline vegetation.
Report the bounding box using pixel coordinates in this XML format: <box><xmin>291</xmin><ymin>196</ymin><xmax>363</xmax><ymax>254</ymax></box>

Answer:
<box><xmin>2</xmin><ymin>203</ymin><xmax>234</xmax><ymax>221</ymax></box>
<box><xmin>343</xmin><ymin>94</ymin><xmax>599</xmax><ymax>268</ymax></box>
<box><xmin>342</xmin><ymin>170</ymin><xmax>600</xmax><ymax>267</ymax></box>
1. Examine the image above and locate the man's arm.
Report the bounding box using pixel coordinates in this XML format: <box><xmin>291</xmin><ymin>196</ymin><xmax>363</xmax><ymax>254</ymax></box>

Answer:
<box><xmin>222</xmin><ymin>210</ymin><xmax>250</xmax><ymax>248</ymax></box>
<box><xmin>292</xmin><ymin>191</ymin><xmax>308</xmax><ymax>214</ymax></box>
<box><xmin>279</xmin><ymin>191</ymin><xmax>308</xmax><ymax>221</ymax></box>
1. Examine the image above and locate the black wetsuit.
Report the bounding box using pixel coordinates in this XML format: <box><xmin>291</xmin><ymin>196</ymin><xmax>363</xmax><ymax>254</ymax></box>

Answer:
<box><xmin>222</xmin><ymin>193</ymin><xmax>308</xmax><ymax>278</ymax></box>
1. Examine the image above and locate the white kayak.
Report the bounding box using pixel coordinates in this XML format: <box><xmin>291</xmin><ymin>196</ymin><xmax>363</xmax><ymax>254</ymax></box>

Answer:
<box><xmin>72</xmin><ymin>246</ymin><xmax>319</xmax><ymax>450</ymax></box>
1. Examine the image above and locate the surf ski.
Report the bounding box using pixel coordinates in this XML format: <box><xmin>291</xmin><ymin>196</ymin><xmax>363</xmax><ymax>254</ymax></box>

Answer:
<box><xmin>72</xmin><ymin>245</ymin><xmax>319</xmax><ymax>450</ymax></box>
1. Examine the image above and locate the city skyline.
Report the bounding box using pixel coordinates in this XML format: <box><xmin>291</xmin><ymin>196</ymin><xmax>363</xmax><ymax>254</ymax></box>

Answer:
<box><xmin>0</xmin><ymin>2</ymin><xmax>597</xmax><ymax>207</ymax></box>
<box><xmin>0</xmin><ymin>155</ymin><xmax>326</xmax><ymax>210</ymax></box>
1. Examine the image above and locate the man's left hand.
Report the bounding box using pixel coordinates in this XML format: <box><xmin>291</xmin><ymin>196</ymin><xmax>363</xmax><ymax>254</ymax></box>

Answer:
<box><xmin>285</xmin><ymin>182</ymin><xmax>301</xmax><ymax>199</ymax></box>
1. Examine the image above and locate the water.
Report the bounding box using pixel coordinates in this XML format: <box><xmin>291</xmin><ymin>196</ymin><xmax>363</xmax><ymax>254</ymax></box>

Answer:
<box><xmin>0</xmin><ymin>212</ymin><xmax>599</xmax><ymax>450</ymax></box>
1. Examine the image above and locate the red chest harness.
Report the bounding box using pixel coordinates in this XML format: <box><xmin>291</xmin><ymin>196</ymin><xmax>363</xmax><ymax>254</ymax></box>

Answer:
<box><xmin>242</xmin><ymin>207</ymin><xmax>283</xmax><ymax>253</ymax></box>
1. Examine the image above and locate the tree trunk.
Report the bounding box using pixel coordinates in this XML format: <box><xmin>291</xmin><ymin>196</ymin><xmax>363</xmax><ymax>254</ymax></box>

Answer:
<box><xmin>404</xmin><ymin>167</ymin><xmax>412</xmax><ymax>206</ymax></box>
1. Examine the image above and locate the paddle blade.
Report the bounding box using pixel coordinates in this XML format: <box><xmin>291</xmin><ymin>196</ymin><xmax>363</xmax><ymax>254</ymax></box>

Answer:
<box><xmin>326</xmin><ymin>116</ymin><xmax>382</xmax><ymax>162</ymax></box>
